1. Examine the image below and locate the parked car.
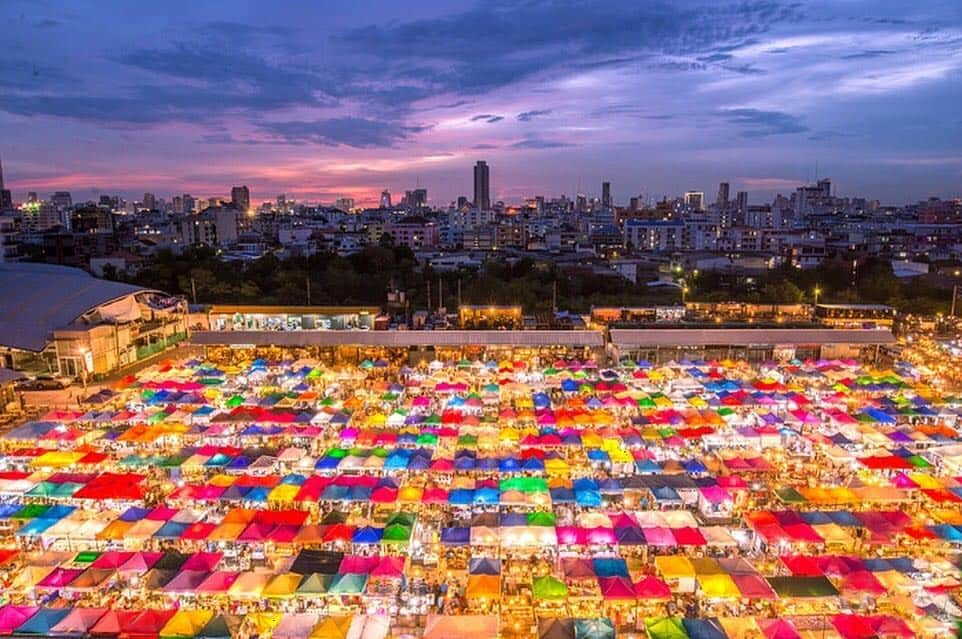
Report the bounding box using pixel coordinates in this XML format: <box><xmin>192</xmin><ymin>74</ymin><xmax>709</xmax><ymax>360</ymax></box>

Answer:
<box><xmin>16</xmin><ymin>375</ymin><xmax>72</xmax><ymax>391</ymax></box>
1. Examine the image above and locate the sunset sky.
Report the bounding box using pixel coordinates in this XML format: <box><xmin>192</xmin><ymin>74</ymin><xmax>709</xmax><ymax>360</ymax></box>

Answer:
<box><xmin>1</xmin><ymin>0</ymin><xmax>961</xmax><ymax>206</ymax></box>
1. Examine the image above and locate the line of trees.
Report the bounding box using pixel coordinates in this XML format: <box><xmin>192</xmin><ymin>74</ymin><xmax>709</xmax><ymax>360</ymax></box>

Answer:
<box><xmin>117</xmin><ymin>248</ymin><xmax>954</xmax><ymax>314</ymax></box>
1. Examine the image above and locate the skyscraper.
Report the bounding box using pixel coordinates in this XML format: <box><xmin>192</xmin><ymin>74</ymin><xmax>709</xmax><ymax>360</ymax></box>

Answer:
<box><xmin>230</xmin><ymin>185</ymin><xmax>250</xmax><ymax>212</ymax></box>
<box><xmin>473</xmin><ymin>161</ymin><xmax>490</xmax><ymax>210</ymax></box>
<box><xmin>143</xmin><ymin>192</ymin><xmax>156</xmax><ymax>211</ymax></box>
<box><xmin>380</xmin><ymin>190</ymin><xmax>392</xmax><ymax>208</ymax></box>
<box><xmin>716</xmin><ymin>182</ymin><xmax>730</xmax><ymax>208</ymax></box>
<box><xmin>404</xmin><ymin>189</ymin><xmax>428</xmax><ymax>208</ymax></box>
<box><xmin>602</xmin><ymin>181</ymin><xmax>611</xmax><ymax>208</ymax></box>
<box><xmin>0</xmin><ymin>156</ymin><xmax>12</xmax><ymax>211</ymax></box>
<box><xmin>736</xmin><ymin>191</ymin><xmax>749</xmax><ymax>213</ymax></box>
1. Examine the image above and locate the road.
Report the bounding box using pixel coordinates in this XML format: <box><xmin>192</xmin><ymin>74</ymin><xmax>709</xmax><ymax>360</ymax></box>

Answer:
<box><xmin>17</xmin><ymin>343</ymin><xmax>205</xmax><ymax>413</ymax></box>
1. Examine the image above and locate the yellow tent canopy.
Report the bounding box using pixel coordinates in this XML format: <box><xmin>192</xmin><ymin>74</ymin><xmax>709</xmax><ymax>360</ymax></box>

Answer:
<box><xmin>309</xmin><ymin>616</ymin><xmax>353</xmax><ymax>639</ymax></box>
<box><xmin>158</xmin><ymin>609</ymin><xmax>214</xmax><ymax>639</ymax></box>
<box><xmin>655</xmin><ymin>555</ymin><xmax>696</xmax><ymax>580</ymax></box>
<box><xmin>263</xmin><ymin>572</ymin><xmax>303</xmax><ymax>598</ymax></box>
<box><xmin>697</xmin><ymin>573</ymin><xmax>740</xmax><ymax>598</ymax></box>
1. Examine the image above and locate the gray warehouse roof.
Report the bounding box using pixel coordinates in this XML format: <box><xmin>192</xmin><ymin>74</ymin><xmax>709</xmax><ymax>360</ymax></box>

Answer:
<box><xmin>191</xmin><ymin>329</ymin><xmax>605</xmax><ymax>348</ymax></box>
<box><xmin>610</xmin><ymin>328</ymin><xmax>896</xmax><ymax>347</ymax></box>
<box><xmin>0</xmin><ymin>263</ymin><xmax>150</xmax><ymax>352</ymax></box>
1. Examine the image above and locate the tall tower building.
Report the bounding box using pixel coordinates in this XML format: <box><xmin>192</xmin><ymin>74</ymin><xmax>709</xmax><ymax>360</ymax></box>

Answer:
<box><xmin>380</xmin><ymin>190</ymin><xmax>392</xmax><ymax>208</ymax></box>
<box><xmin>230</xmin><ymin>185</ymin><xmax>250</xmax><ymax>212</ymax></box>
<box><xmin>473</xmin><ymin>161</ymin><xmax>490</xmax><ymax>210</ymax></box>
<box><xmin>736</xmin><ymin>191</ymin><xmax>748</xmax><ymax>213</ymax></box>
<box><xmin>716</xmin><ymin>182</ymin><xmax>730</xmax><ymax>208</ymax></box>
<box><xmin>602</xmin><ymin>181</ymin><xmax>611</xmax><ymax>208</ymax></box>
<box><xmin>0</xmin><ymin>156</ymin><xmax>12</xmax><ymax>210</ymax></box>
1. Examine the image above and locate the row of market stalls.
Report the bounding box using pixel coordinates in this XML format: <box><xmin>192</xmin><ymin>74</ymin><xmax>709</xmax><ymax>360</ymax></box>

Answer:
<box><xmin>0</xmin><ymin>353</ymin><xmax>959</xmax><ymax>637</ymax></box>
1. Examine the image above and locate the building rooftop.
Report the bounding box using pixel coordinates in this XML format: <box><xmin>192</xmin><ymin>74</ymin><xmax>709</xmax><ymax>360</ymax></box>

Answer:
<box><xmin>0</xmin><ymin>262</ymin><xmax>150</xmax><ymax>351</ymax></box>
<box><xmin>610</xmin><ymin>327</ymin><xmax>896</xmax><ymax>347</ymax></box>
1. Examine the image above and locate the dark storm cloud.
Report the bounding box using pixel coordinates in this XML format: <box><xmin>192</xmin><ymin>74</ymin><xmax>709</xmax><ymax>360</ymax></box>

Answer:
<box><xmin>840</xmin><ymin>49</ymin><xmax>897</xmax><ymax>59</ymax></box>
<box><xmin>255</xmin><ymin>117</ymin><xmax>431</xmax><ymax>148</ymax></box>
<box><xmin>512</xmin><ymin>137</ymin><xmax>572</xmax><ymax>149</ymax></box>
<box><xmin>0</xmin><ymin>0</ymin><xmax>802</xmax><ymax>149</ymax></box>
<box><xmin>722</xmin><ymin>108</ymin><xmax>809</xmax><ymax>137</ymax></box>
<box><xmin>338</xmin><ymin>0</ymin><xmax>800</xmax><ymax>96</ymax></box>
<box><xmin>517</xmin><ymin>109</ymin><xmax>552</xmax><ymax>121</ymax></box>
<box><xmin>115</xmin><ymin>44</ymin><xmax>335</xmax><ymax>107</ymax></box>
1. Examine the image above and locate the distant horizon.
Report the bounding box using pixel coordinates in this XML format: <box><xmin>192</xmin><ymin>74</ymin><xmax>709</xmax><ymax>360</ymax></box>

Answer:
<box><xmin>3</xmin><ymin>166</ymin><xmax>952</xmax><ymax>211</ymax></box>
<box><xmin>2</xmin><ymin>1</ymin><xmax>961</xmax><ymax>207</ymax></box>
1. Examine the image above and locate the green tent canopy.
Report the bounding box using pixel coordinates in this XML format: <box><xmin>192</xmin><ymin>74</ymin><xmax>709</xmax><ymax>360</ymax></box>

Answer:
<box><xmin>645</xmin><ymin>617</ymin><xmax>689</xmax><ymax>639</ymax></box>
<box><xmin>532</xmin><ymin>575</ymin><xmax>569</xmax><ymax>600</ymax></box>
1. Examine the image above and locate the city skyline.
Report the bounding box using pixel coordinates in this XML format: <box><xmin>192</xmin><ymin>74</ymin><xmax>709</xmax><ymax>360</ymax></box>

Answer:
<box><xmin>1</xmin><ymin>1</ymin><xmax>962</xmax><ymax>206</ymax></box>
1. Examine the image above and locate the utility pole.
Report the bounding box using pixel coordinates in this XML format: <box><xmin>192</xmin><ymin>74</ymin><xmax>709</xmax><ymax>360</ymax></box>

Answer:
<box><xmin>552</xmin><ymin>280</ymin><xmax>557</xmax><ymax>313</ymax></box>
<box><xmin>952</xmin><ymin>285</ymin><xmax>958</xmax><ymax>317</ymax></box>
<box><xmin>457</xmin><ymin>278</ymin><xmax>462</xmax><ymax>309</ymax></box>
<box><xmin>427</xmin><ymin>280</ymin><xmax>431</xmax><ymax>314</ymax></box>
<box><xmin>438</xmin><ymin>277</ymin><xmax>443</xmax><ymax>313</ymax></box>
<box><xmin>306</xmin><ymin>277</ymin><xmax>311</xmax><ymax>305</ymax></box>
<box><xmin>190</xmin><ymin>277</ymin><xmax>197</xmax><ymax>305</ymax></box>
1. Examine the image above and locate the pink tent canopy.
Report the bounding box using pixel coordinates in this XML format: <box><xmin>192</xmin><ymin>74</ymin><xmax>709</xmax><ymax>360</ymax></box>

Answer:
<box><xmin>759</xmin><ymin>619</ymin><xmax>802</xmax><ymax>639</ymax></box>
<box><xmin>182</xmin><ymin>552</ymin><xmax>223</xmax><ymax>572</ymax></box>
<box><xmin>0</xmin><ymin>606</ymin><xmax>38</xmax><ymax>634</ymax></box>
<box><xmin>370</xmin><ymin>556</ymin><xmax>405</xmax><ymax>578</ymax></box>
<box><xmin>598</xmin><ymin>576</ymin><xmax>637</xmax><ymax>600</ymax></box>
<box><xmin>197</xmin><ymin>570</ymin><xmax>240</xmax><ymax>593</ymax></box>
<box><xmin>634</xmin><ymin>575</ymin><xmax>672</xmax><ymax>600</ymax></box>
<box><xmin>49</xmin><ymin>608</ymin><xmax>107</xmax><ymax>636</ymax></box>
<box><xmin>641</xmin><ymin>527</ymin><xmax>676</xmax><ymax>546</ymax></box>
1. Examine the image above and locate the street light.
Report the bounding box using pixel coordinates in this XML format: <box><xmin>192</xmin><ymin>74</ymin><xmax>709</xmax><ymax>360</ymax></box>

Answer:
<box><xmin>814</xmin><ymin>285</ymin><xmax>821</xmax><ymax>306</ymax></box>
<box><xmin>682</xmin><ymin>286</ymin><xmax>689</xmax><ymax>304</ymax></box>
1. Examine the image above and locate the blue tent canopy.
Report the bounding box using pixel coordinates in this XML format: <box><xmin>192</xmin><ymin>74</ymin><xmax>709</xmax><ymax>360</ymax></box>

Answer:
<box><xmin>592</xmin><ymin>557</ymin><xmax>629</xmax><ymax>578</ymax></box>
<box><xmin>154</xmin><ymin>521</ymin><xmax>188</xmax><ymax>539</ymax></box>
<box><xmin>448</xmin><ymin>489</ymin><xmax>474</xmax><ymax>505</ymax></box>
<box><xmin>500</xmin><ymin>513</ymin><xmax>528</xmax><ymax>527</ymax></box>
<box><xmin>615</xmin><ymin>527</ymin><xmax>646</xmax><ymax>545</ymax></box>
<box><xmin>574</xmin><ymin>490</ymin><xmax>602</xmax><ymax>507</ymax></box>
<box><xmin>474</xmin><ymin>487</ymin><xmax>500</xmax><ymax>505</ymax></box>
<box><xmin>440</xmin><ymin>527</ymin><xmax>470</xmax><ymax>546</ymax></box>
<box><xmin>352</xmin><ymin>526</ymin><xmax>383</xmax><ymax>544</ymax></box>
<box><xmin>15</xmin><ymin>607</ymin><xmax>70</xmax><ymax>636</ymax></box>
<box><xmin>469</xmin><ymin>558</ymin><xmax>501</xmax><ymax>575</ymax></box>
<box><xmin>682</xmin><ymin>618</ymin><xmax>727</xmax><ymax>639</ymax></box>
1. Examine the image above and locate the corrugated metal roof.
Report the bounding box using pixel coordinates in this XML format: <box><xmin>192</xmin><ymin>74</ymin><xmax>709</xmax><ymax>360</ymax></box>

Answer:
<box><xmin>0</xmin><ymin>263</ymin><xmax>149</xmax><ymax>352</ymax></box>
<box><xmin>610</xmin><ymin>328</ymin><xmax>896</xmax><ymax>347</ymax></box>
<box><xmin>191</xmin><ymin>329</ymin><xmax>605</xmax><ymax>348</ymax></box>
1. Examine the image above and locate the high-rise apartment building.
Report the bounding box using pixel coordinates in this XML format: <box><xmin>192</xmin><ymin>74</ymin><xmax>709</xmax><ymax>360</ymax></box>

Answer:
<box><xmin>716</xmin><ymin>182</ymin><xmax>730</xmax><ymax>208</ymax></box>
<box><xmin>0</xmin><ymin>156</ymin><xmax>12</xmax><ymax>210</ymax></box>
<box><xmin>473</xmin><ymin>161</ymin><xmax>490</xmax><ymax>210</ymax></box>
<box><xmin>230</xmin><ymin>185</ymin><xmax>250</xmax><ymax>212</ymax></box>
